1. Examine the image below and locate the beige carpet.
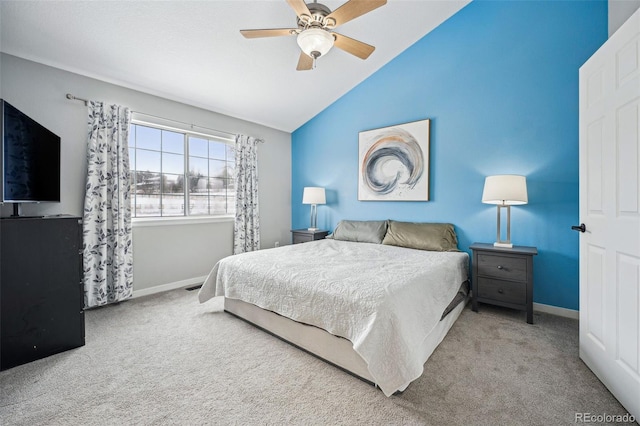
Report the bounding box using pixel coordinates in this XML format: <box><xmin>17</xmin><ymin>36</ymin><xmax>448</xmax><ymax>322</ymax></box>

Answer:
<box><xmin>0</xmin><ymin>288</ymin><xmax>630</xmax><ymax>425</ymax></box>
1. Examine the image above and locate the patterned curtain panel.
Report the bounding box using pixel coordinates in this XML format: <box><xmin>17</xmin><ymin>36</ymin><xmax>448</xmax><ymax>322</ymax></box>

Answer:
<box><xmin>83</xmin><ymin>101</ymin><xmax>133</xmax><ymax>308</ymax></box>
<box><xmin>234</xmin><ymin>134</ymin><xmax>262</xmax><ymax>254</ymax></box>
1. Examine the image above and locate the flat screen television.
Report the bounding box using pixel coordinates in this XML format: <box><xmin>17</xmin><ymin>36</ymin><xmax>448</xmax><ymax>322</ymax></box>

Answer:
<box><xmin>0</xmin><ymin>99</ymin><xmax>61</xmax><ymax>207</ymax></box>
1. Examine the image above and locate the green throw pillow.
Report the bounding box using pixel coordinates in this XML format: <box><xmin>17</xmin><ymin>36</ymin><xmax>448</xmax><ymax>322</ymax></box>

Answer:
<box><xmin>382</xmin><ymin>221</ymin><xmax>459</xmax><ymax>251</ymax></box>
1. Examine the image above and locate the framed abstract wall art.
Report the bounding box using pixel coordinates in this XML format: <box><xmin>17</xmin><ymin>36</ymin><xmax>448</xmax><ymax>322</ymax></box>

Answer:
<box><xmin>358</xmin><ymin>119</ymin><xmax>430</xmax><ymax>201</ymax></box>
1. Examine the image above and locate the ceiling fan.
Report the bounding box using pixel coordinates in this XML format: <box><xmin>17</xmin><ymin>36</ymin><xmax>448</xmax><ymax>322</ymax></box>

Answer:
<box><xmin>240</xmin><ymin>0</ymin><xmax>387</xmax><ymax>71</ymax></box>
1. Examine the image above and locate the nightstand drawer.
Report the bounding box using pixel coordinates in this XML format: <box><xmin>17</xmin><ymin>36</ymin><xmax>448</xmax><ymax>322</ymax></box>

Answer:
<box><xmin>293</xmin><ymin>233</ymin><xmax>313</xmax><ymax>244</ymax></box>
<box><xmin>477</xmin><ymin>254</ymin><xmax>527</xmax><ymax>281</ymax></box>
<box><xmin>477</xmin><ymin>277</ymin><xmax>526</xmax><ymax>305</ymax></box>
<box><xmin>291</xmin><ymin>229</ymin><xmax>328</xmax><ymax>244</ymax></box>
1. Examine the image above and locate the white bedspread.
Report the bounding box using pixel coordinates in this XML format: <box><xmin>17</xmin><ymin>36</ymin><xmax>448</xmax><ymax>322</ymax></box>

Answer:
<box><xmin>198</xmin><ymin>239</ymin><xmax>468</xmax><ymax>396</ymax></box>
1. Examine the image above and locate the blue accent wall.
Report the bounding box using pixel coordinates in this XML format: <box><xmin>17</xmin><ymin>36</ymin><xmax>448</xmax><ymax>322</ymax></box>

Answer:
<box><xmin>291</xmin><ymin>0</ymin><xmax>607</xmax><ymax>311</ymax></box>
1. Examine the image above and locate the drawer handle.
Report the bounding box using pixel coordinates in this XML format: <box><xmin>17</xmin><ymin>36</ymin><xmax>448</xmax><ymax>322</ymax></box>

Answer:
<box><xmin>497</xmin><ymin>265</ymin><xmax>504</xmax><ymax>270</ymax></box>
<box><xmin>497</xmin><ymin>289</ymin><xmax>504</xmax><ymax>294</ymax></box>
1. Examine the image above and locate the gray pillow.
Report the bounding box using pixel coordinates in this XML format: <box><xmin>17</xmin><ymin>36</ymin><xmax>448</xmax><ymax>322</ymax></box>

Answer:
<box><xmin>329</xmin><ymin>220</ymin><xmax>388</xmax><ymax>244</ymax></box>
<box><xmin>382</xmin><ymin>221</ymin><xmax>459</xmax><ymax>251</ymax></box>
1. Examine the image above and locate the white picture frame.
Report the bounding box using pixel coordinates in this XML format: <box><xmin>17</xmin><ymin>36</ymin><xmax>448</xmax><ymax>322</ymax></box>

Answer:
<box><xmin>358</xmin><ymin>119</ymin><xmax>430</xmax><ymax>201</ymax></box>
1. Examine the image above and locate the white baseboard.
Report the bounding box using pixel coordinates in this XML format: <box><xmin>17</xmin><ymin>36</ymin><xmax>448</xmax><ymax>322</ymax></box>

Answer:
<box><xmin>533</xmin><ymin>302</ymin><xmax>579</xmax><ymax>320</ymax></box>
<box><xmin>132</xmin><ymin>275</ymin><xmax>207</xmax><ymax>299</ymax></box>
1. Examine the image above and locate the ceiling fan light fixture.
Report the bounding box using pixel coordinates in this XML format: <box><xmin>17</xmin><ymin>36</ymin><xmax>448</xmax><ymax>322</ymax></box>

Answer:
<box><xmin>297</xmin><ymin>28</ymin><xmax>334</xmax><ymax>58</ymax></box>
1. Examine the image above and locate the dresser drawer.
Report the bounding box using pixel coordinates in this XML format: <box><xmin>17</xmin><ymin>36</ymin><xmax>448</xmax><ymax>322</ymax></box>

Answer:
<box><xmin>477</xmin><ymin>277</ymin><xmax>526</xmax><ymax>305</ymax></box>
<box><xmin>477</xmin><ymin>254</ymin><xmax>527</xmax><ymax>281</ymax></box>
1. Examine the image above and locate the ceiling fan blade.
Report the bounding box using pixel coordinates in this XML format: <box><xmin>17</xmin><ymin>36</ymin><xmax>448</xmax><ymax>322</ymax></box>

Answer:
<box><xmin>286</xmin><ymin>0</ymin><xmax>311</xmax><ymax>19</ymax></box>
<box><xmin>326</xmin><ymin>0</ymin><xmax>387</xmax><ymax>27</ymax></box>
<box><xmin>333</xmin><ymin>32</ymin><xmax>375</xmax><ymax>59</ymax></box>
<box><xmin>296</xmin><ymin>52</ymin><xmax>314</xmax><ymax>71</ymax></box>
<box><xmin>240</xmin><ymin>28</ymin><xmax>297</xmax><ymax>39</ymax></box>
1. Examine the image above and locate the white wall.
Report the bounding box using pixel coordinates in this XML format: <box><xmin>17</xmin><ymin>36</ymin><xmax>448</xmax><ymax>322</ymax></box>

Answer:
<box><xmin>609</xmin><ymin>0</ymin><xmax>640</xmax><ymax>36</ymax></box>
<box><xmin>0</xmin><ymin>53</ymin><xmax>292</xmax><ymax>293</ymax></box>
<box><xmin>131</xmin><ymin>219</ymin><xmax>234</xmax><ymax>293</ymax></box>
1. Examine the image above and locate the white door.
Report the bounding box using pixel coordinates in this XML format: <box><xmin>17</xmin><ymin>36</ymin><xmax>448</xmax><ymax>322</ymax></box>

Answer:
<box><xmin>579</xmin><ymin>8</ymin><xmax>640</xmax><ymax>419</ymax></box>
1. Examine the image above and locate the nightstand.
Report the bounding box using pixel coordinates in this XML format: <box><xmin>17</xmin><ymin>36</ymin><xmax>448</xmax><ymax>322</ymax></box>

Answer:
<box><xmin>291</xmin><ymin>229</ymin><xmax>329</xmax><ymax>244</ymax></box>
<box><xmin>470</xmin><ymin>243</ymin><xmax>538</xmax><ymax>324</ymax></box>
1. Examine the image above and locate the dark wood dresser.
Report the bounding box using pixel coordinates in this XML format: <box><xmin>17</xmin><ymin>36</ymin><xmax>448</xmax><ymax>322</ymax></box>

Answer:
<box><xmin>0</xmin><ymin>216</ymin><xmax>85</xmax><ymax>370</ymax></box>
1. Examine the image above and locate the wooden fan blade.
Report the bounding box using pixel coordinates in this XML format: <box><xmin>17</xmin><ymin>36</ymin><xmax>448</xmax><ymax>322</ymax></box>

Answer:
<box><xmin>296</xmin><ymin>52</ymin><xmax>314</xmax><ymax>71</ymax></box>
<box><xmin>286</xmin><ymin>0</ymin><xmax>311</xmax><ymax>19</ymax></box>
<box><xmin>333</xmin><ymin>32</ymin><xmax>375</xmax><ymax>59</ymax></box>
<box><xmin>326</xmin><ymin>0</ymin><xmax>386</xmax><ymax>27</ymax></box>
<box><xmin>240</xmin><ymin>28</ymin><xmax>297</xmax><ymax>38</ymax></box>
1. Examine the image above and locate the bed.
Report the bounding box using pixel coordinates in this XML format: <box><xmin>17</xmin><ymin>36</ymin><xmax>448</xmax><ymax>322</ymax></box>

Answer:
<box><xmin>198</xmin><ymin>220</ymin><xmax>469</xmax><ymax>396</ymax></box>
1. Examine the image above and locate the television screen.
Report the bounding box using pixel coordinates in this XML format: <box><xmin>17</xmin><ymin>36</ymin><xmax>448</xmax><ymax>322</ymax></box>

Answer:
<box><xmin>1</xmin><ymin>100</ymin><xmax>61</xmax><ymax>203</ymax></box>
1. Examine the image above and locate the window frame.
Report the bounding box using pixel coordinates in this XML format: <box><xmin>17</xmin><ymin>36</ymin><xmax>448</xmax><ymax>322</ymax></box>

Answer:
<box><xmin>129</xmin><ymin>118</ymin><xmax>236</xmax><ymax>222</ymax></box>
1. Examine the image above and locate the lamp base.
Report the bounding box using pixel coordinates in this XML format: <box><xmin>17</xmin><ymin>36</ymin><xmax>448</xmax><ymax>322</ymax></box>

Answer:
<box><xmin>494</xmin><ymin>205</ymin><xmax>514</xmax><ymax>249</ymax></box>
<box><xmin>494</xmin><ymin>242</ymin><xmax>513</xmax><ymax>248</ymax></box>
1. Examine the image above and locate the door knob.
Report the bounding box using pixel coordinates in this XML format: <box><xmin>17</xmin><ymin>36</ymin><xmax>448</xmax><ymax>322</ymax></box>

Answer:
<box><xmin>571</xmin><ymin>223</ymin><xmax>586</xmax><ymax>233</ymax></box>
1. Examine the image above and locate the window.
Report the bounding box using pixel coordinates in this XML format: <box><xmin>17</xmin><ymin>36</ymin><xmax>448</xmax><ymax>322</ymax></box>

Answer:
<box><xmin>129</xmin><ymin>122</ymin><xmax>235</xmax><ymax>218</ymax></box>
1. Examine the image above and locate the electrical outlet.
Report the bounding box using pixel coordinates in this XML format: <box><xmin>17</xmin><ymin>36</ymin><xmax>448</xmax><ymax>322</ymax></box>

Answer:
<box><xmin>274</xmin><ymin>241</ymin><xmax>280</xmax><ymax>248</ymax></box>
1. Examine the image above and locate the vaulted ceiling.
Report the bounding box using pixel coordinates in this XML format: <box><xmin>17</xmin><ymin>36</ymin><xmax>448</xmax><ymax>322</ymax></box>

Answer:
<box><xmin>0</xmin><ymin>1</ymin><xmax>469</xmax><ymax>132</ymax></box>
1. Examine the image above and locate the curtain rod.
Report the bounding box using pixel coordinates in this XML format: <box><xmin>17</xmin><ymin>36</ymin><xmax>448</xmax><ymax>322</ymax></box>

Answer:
<box><xmin>131</xmin><ymin>111</ymin><xmax>237</xmax><ymax>140</ymax></box>
<box><xmin>66</xmin><ymin>93</ymin><xmax>88</xmax><ymax>106</ymax></box>
<box><xmin>65</xmin><ymin>93</ymin><xmax>263</xmax><ymax>143</ymax></box>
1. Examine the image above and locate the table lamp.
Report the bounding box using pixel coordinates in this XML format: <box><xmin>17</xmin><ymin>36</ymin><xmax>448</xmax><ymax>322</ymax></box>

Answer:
<box><xmin>302</xmin><ymin>187</ymin><xmax>326</xmax><ymax>231</ymax></box>
<box><xmin>482</xmin><ymin>175</ymin><xmax>528</xmax><ymax>248</ymax></box>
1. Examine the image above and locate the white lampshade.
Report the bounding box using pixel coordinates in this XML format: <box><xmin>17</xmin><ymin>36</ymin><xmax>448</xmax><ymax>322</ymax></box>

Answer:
<box><xmin>482</xmin><ymin>175</ymin><xmax>528</xmax><ymax>206</ymax></box>
<box><xmin>297</xmin><ymin>28</ymin><xmax>334</xmax><ymax>58</ymax></box>
<box><xmin>302</xmin><ymin>187</ymin><xmax>326</xmax><ymax>205</ymax></box>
